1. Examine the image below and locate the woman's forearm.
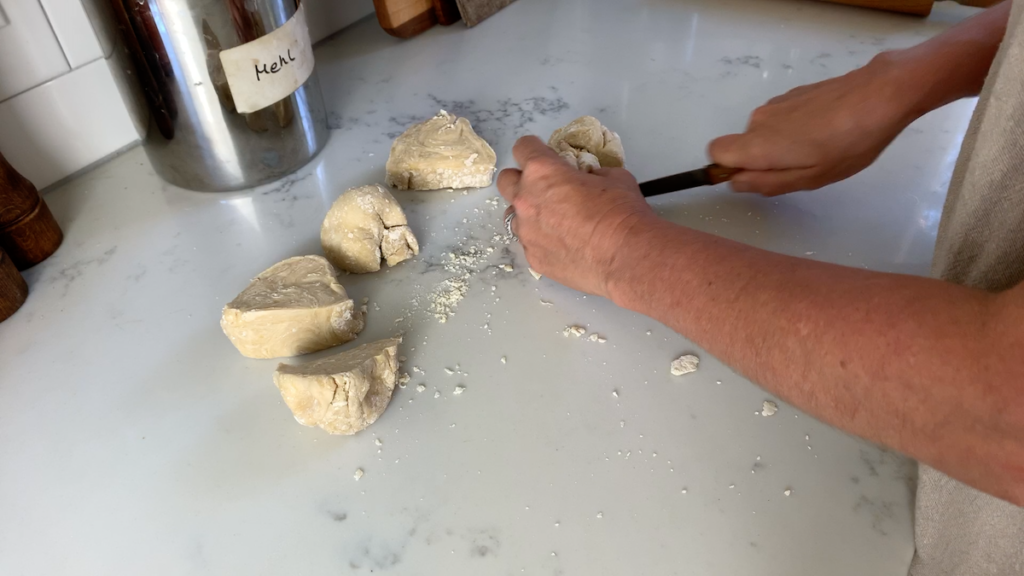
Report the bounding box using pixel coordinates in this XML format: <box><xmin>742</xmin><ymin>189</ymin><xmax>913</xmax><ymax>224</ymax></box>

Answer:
<box><xmin>887</xmin><ymin>1</ymin><xmax>1011</xmax><ymax>122</ymax></box>
<box><xmin>607</xmin><ymin>218</ymin><xmax>1024</xmax><ymax>505</ymax></box>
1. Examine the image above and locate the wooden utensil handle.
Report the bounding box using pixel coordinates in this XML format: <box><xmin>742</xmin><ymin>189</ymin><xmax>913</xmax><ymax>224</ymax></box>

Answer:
<box><xmin>0</xmin><ymin>248</ymin><xmax>28</xmax><ymax>323</ymax></box>
<box><xmin>374</xmin><ymin>0</ymin><xmax>437</xmax><ymax>38</ymax></box>
<box><xmin>817</xmin><ymin>0</ymin><xmax>933</xmax><ymax>16</ymax></box>
<box><xmin>707</xmin><ymin>164</ymin><xmax>741</xmax><ymax>185</ymax></box>
<box><xmin>0</xmin><ymin>151</ymin><xmax>63</xmax><ymax>270</ymax></box>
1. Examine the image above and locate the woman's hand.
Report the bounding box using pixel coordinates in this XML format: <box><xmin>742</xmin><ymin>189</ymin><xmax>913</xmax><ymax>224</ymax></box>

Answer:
<box><xmin>497</xmin><ymin>136</ymin><xmax>656</xmax><ymax>299</ymax></box>
<box><xmin>709</xmin><ymin>53</ymin><xmax>920</xmax><ymax>196</ymax></box>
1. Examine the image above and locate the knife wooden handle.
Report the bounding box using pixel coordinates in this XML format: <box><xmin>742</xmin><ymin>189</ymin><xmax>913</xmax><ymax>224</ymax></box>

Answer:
<box><xmin>0</xmin><ymin>248</ymin><xmax>28</xmax><ymax>323</ymax></box>
<box><xmin>707</xmin><ymin>164</ymin><xmax>741</xmax><ymax>185</ymax></box>
<box><xmin>818</xmin><ymin>0</ymin><xmax>1000</xmax><ymax>16</ymax></box>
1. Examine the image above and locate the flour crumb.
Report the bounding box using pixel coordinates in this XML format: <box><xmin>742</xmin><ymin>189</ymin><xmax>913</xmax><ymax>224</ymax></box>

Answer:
<box><xmin>499</xmin><ymin>263</ymin><xmax>513</xmax><ymax>272</ymax></box>
<box><xmin>434</xmin><ymin>390</ymin><xmax>441</xmax><ymax>398</ymax></box>
<box><xmin>596</xmin><ymin>512</ymin><xmax>603</xmax><ymax>519</ymax></box>
<box><xmin>681</xmin><ymin>488</ymin><xmax>688</xmax><ymax>494</ymax></box>
<box><xmin>612</xmin><ymin>390</ymin><xmax>619</xmax><ymax>398</ymax></box>
<box><xmin>454</xmin><ymin>385</ymin><xmax>466</xmax><ymax>395</ymax></box>
<box><xmin>374</xmin><ymin>438</ymin><xmax>382</xmax><ymax>446</ymax></box>
<box><xmin>670</xmin><ymin>354</ymin><xmax>700</xmax><ymax>376</ymax></box>
<box><xmin>445</xmin><ymin>368</ymin><xmax>455</xmax><ymax>375</ymax></box>
<box><xmin>397</xmin><ymin>373</ymin><xmax>410</xmax><ymax>387</ymax></box>
<box><xmin>761</xmin><ymin>400</ymin><xmax>778</xmax><ymax>417</ymax></box>
<box><xmin>500</xmin><ymin>356</ymin><xmax>507</xmax><ymax>364</ymax></box>
<box><xmin>784</xmin><ymin>489</ymin><xmax>792</xmax><ymax>496</ymax></box>
<box><xmin>416</xmin><ymin>384</ymin><xmax>426</xmax><ymax>392</ymax></box>
<box><xmin>588</xmin><ymin>333</ymin><xmax>599</xmax><ymax>342</ymax></box>
<box><xmin>529</xmin><ymin>268</ymin><xmax>543</xmax><ymax>280</ymax></box>
<box><xmin>597</xmin><ymin>336</ymin><xmax>607</xmax><ymax>343</ymax></box>
<box><xmin>353</xmin><ymin>468</ymin><xmax>364</xmax><ymax>481</ymax></box>
<box><xmin>540</xmin><ymin>299</ymin><xmax>554</xmax><ymax>306</ymax></box>
<box><xmin>620</xmin><ymin>420</ymin><xmax>625</xmax><ymax>428</ymax></box>
<box><xmin>563</xmin><ymin>325</ymin><xmax>586</xmax><ymax>338</ymax></box>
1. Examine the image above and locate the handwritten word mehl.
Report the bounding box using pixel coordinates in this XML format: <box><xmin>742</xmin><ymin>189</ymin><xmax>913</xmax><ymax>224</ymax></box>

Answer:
<box><xmin>254</xmin><ymin>49</ymin><xmax>297</xmax><ymax>81</ymax></box>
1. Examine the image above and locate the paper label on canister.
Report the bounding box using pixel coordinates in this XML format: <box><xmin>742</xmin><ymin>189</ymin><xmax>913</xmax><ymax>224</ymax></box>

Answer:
<box><xmin>219</xmin><ymin>4</ymin><xmax>315</xmax><ymax>114</ymax></box>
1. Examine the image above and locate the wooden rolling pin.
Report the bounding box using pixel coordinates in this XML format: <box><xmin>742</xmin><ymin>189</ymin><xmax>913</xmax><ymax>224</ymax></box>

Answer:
<box><xmin>820</xmin><ymin>0</ymin><xmax>1000</xmax><ymax>16</ymax></box>
<box><xmin>0</xmin><ymin>247</ymin><xmax>28</xmax><ymax>323</ymax></box>
<box><xmin>0</xmin><ymin>151</ymin><xmax>63</xmax><ymax>270</ymax></box>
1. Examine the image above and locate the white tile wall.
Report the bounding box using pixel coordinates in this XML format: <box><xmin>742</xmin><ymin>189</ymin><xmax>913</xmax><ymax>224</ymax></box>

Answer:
<box><xmin>0</xmin><ymin>57</ymin><xmax>140</xmax><ymax>189</ymax></box>
<box><xmin>40</xmin><ymin>0</ymin><xmax>105</xmax><ymax>68</ymax></box>
<box><xmin>0</xmin><ymin>0</ymin><xmax>70</xmax><ymax>101</ymax></box>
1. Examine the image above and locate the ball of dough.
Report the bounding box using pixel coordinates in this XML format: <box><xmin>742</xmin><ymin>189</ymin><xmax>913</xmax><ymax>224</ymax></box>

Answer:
<box><xmin>548</xmin><ymin>116</ymin><xmax>625</xmax><ymax>171</ymax></box>
<box><xmin>274</xmin><ymin>337</ymin><xmax>402</xmax><ymax>435</ymax></box>
<box><xmin>321</xmin><ymin>184</ymin><xmax>420</xmax><ymax>274</ymax></box>
<box><xmin>385</xmin><ymin>110</ymin><xmax>497</xmax><ymax>190</ymax></box>
<box><xmin>220</xmin><ymin>255</ymin><xmax>365</xmax><ymax>359</ymax></box>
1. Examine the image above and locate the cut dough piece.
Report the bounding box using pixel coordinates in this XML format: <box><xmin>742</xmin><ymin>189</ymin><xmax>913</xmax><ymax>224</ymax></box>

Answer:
<box><xmin>548</xmin><ymin>116</ymin><xmax>625</xmax><ymax>172</ymax></box>
<box><xmin>220</xmin><ymin>255</ymin><xmax>364</xmax><ymax>359</ymax></box>
<box><xmin>385</xmin><ymin>110</ymin><xmax>497</xmax><ymax>190</ymax></box>
<box><xmin>274</xmin><ymin>337</ymin><xmax>402</xmax><ymax>435</ymax></box>
<box><xmin>321</xmin><ymin>184</ymin><xmax>419</xmax><ymax>274</ymax></box>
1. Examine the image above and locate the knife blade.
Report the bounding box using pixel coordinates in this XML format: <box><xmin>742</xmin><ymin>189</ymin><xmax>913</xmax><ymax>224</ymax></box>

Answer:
<box><xmin>639</xmin><ymin>164</ymin><xmax>740</xmax><ymax>198</ymax></box>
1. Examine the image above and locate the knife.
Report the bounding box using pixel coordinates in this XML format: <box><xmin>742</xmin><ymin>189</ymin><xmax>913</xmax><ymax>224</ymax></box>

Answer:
<box><xmin>639</xmin><ymin>164</ymin><xmax>741</xmax><ymax>198</ymax></box>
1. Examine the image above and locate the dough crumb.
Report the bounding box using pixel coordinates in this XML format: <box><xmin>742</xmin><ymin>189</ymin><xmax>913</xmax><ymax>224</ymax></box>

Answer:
<box><xmin>529</xmin><ymin>268</ymin><xmax>543</xmax><ymax>280</ymax></box>
<box><xmin>596</xmin><ymin>512</ymin><xmax>603</xmax><ymax>519</ymax></box>
<box><xmin>784</xmin><ymin>489</ymin><xmax>792</xmax><ymax>496</ymax></box>
<box><xmin>500</xmin><ymin>356</ymin><xmax>507</xmax><ymax>364</ymax></box>
<box><xmin>354</xmin><ymin>468</ymin><xmax>364</xmax><ymax>481</ymax></box>
<box><xmin>670</xmin><ymin>354</ymin><xmax>700</xmax><ymax>376</ymax></box>
<box><xmin>397</xmin><ymin>373</ymin><xmax>410</xmax><ymax>387</ymax></box>
<box><xmin>612</xmin><ymin>390</ymin><xmax>619</xmax><ymax>398</ymax></box>
<box><xmin>434</xmin><ymin>390</ymin><xmax>441</xmax><ymax>399</ymax></box>
<box><xmin>374</xmin><ymin>438</ymin><xmax>382</xmax><ymax>446</ymax></box>
<box><xmin>540</xmin><ymin>299</ymin><xmax>554</xmax><ymax>306</ymax></box>
<box><xmin>588</xmin><ymin>334</ymin><xmax>599</xmax><ymax>342</ymax></box>
<box><xmin>761</xmin><ymin>401</ymin><xmax>778</xmax><ymax>417</ymax></box>
<box><xmin>416</xmin><ymin>384</ymin><xmax>426</xmax><ymax>392</ymax></box>
<box><xmin>454</xmin><ymin>385</ymin><xmax>466</xmax><ymax>395</ymax></box>
<box><xmin>563</xmin><ymin>325</ymin><xmax>587</xmax><ymax>338</ymax></box>
<box><xmin>499</xmin><ymin>264</ymin><xmax>513</xmax><ymax>272</ymax></box>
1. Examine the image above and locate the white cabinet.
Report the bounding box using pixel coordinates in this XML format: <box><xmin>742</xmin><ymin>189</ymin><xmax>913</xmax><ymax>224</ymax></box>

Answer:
<box><xmin>0</xmin><ymin>0</ymin><xmax>70</xmax><ymax>101</ymax></box>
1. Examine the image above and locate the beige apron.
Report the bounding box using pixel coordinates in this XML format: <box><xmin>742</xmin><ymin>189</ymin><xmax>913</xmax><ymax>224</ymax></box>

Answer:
<box><xmin>915</xmin><ymin>0</ymin><xmax>1024</xmax><ymax>573</ymax></box>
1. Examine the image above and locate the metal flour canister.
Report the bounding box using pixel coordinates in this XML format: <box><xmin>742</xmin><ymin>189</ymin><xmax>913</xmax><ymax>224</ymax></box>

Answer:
<box><xmin>110</xmin><ymin>0</ymin><xmax>329</xmax><ymax>191</ymax></box>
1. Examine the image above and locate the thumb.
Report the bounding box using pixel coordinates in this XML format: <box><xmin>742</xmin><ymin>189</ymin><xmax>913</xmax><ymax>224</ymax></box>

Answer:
<box><xmin>708</xmin><ymin>133</ymin><xmax>774</xmax><ymax>170</ymax></box>
<box><xmin>729</xmin><ymin>167</ymin><xmax>819</xmax><ymax>196</ymax></box>
<box><xmin>592</xmin><ymin>166</ymin><xmax>639</xmax><ymax>188</ymax></box>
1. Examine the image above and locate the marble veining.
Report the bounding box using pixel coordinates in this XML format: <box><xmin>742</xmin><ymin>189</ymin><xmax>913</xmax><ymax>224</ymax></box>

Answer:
<box><xmin>0</xmin><ymin>0</ymin><xmax>983</xmax><ymax>574</ymax></box>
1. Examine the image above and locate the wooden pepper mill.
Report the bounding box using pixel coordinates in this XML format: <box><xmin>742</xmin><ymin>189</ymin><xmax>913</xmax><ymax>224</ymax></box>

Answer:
<box><xmin>0</xmin><ymin>151</ymin><xmax>63</xmax><ymax>270</ymax></box>
<box><xmin>0</xmin><ymin>246</ymin><xmax>28</xmax><ymax>322</ymax></box>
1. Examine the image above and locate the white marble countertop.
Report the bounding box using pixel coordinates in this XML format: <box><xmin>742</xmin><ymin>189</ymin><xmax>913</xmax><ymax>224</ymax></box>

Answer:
<box><xmin>0</xmin><ymin>0</ymin><xmax>982</xmax><ymax>573</ymax></box>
